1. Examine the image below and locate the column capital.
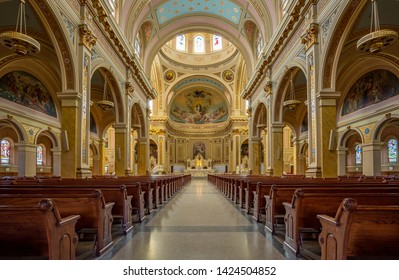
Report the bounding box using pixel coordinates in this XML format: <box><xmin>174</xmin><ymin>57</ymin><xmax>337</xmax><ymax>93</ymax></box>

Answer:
<box><xmin>113</xmin><ymin>123</ymin><xmax>129</xmax><ymax>132</ymax></box>
<box><xmin>57</xmin><ymin>91</ymin><xmax>82</xmax><ymax>107</ymax></box>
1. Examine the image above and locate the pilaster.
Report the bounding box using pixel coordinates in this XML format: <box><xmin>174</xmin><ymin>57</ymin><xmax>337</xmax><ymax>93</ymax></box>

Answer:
<box><xmin>317</xmin><ymin>91</ymin><xmax>340</xmax><ymax>178</ymax></box>
<box><xmin>58</xmin><ymin>91</ymin><xmax>80</xmax><ymax>178</ymax></box>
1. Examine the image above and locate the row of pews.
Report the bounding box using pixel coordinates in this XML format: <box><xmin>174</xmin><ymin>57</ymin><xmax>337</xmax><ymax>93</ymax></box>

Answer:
<box><xmin>208</xmin><ymin>174</ymin><xmax>399</xmax><ymax>260</ymax></box>
<box><xmin>0</xmin><ymin>174</ymin><xmax>191</xmax><ymax>260</ymax></box>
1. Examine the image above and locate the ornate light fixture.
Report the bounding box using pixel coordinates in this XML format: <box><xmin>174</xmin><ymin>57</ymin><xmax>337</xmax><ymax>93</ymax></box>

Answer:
<box><xmin>96</xmin><ymin>73</ymin><xmax>114</xmax><ymax>111</ymax></box>
<box><xmin>283</xmin><ymin>70</ymin><xmax>301</xmax><ymax>110</ymax></box>
<box><xmin>357</xmin><ymin>0</ymin><xmax>398</xmax><ymax>53</ymax></box>
<box><xmin>0</xmin><ymin>0</ymin><xmax>40</xmax><ymax>55</ymax></box>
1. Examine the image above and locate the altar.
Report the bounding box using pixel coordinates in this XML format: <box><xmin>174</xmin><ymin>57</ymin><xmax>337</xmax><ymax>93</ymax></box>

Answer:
<box><xmin>185</xmin><ymin>154</ymin><xmax>214</xmax><ymax>178</ymax></box>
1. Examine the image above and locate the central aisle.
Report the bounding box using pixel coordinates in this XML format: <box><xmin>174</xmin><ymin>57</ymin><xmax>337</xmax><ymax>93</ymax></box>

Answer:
<box><xmin>109</xmin><ymin>178</ymin><xmax>289</xmax><ymax>260</ymax></box>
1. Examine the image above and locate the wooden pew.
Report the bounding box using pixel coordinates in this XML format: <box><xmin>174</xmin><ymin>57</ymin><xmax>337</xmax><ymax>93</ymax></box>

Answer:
<box><xmin>252</xmin><ymin>183</ymin><xmax>272</xmax><ymax>222</ymax></box>
<box><xmin>265</xmin><ymin>184</ymin><xmax>399</xmax><ymax>234</ymax></box>
<box><xmin>0</xmin><ymin>198</ymin><xmax>80</xmax><ymax>260</ymax></box>
<box><xmin>317</xmin><ymin>198</ymin><xmax>399</xmax><ymax>260</ymax></box>
<box><xmin>0</xmin><ymin>190</ymin><xmax>114</xmax><ymax>257</ymax></box>
<box><xmin>283</xmin><ymin>189</ymin><xmax>399</xmax><ymax>257</ymax></box>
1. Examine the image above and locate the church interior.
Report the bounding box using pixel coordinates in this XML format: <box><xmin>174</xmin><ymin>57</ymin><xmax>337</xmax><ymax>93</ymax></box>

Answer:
<box><xmin>0</xmin><ymin>0</ymin><xmax>399</xmax><ymax>261</ymax></box>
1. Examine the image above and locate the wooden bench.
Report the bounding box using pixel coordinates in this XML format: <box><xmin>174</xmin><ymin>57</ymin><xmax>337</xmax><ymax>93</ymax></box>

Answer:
<box><xmin>0</xmin><ymin>190</ymin><xmax>114</xmax><ymax>256</ymax></box>
<box><xmin>317</xmin><ymin>198</ymin><xmax>399</xmax><ymax>260</ymax></box>
<box><xmin>283</xmin><ymin>189</ymin><xmax>399</xmax><ymax>257</ymax></box>
<box><xmin>0</xmin><ymin>198</ymin><xmax>80</xmax><ymax>259</ymax></box>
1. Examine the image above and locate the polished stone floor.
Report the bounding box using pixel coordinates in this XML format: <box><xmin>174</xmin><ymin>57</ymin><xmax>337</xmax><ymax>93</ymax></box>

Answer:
<box><xmin>98</xmin><ymin>178</ymin><xmax>296</xmax><ymax>260</ymax></box>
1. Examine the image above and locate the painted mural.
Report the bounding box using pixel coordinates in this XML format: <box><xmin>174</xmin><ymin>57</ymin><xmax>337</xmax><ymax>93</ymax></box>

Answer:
<box><xmin>342</xmin><ymin>70</ymin><xmax>399</xmax><ymax>116</ymax></box>
<box><xmin>193</xmin><ymin>142</ymin><xmax>206</xmax><ymax>158</ymax></box>
<box><xmin>0</xmin><ymin>71</ymin><xmax>57</xmax><ymax>117</ymax></box>
<box><xmin>170</xmin><ymin>89</ymin><xmax>228</xmax><ymax>124</ymax></box>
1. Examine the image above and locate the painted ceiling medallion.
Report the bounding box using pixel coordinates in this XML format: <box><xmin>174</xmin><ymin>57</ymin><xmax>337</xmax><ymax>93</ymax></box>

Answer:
<box><xmin>222</xmin><ymin>70</ymin><xmax>234</xmax><ymax>82</ymax></box>
<box><xmin>164</xmin><ymin>70</ymin><xmax>176</xmax><ymax>82</ymax></box>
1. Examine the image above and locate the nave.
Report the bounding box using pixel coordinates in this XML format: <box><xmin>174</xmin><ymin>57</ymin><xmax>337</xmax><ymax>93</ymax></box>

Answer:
<box><xmin>98</xmin><ymin>179</ymin><xmax>294</xmax><ymax>260</ymax></box>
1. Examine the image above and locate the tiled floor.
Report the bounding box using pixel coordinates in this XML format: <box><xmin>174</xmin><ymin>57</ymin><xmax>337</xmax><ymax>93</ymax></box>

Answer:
<box><xmin>98</xmin><ymin>178</ymin><xmax>296</xmax><ymax>260</ymax></box>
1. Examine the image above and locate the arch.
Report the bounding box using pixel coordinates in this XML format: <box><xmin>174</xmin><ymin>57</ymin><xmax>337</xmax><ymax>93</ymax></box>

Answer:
<box><xmin>372</xmin><ymin>115</ymin><xmax>399</xmax><ymax>142</ymax></box>
<box><xmin>273</xmin><ymin>66</ymin><xmax>306</xmax><ymax>123</ymax></box>
<box><xmin>252</xmin><ymin>102</ymin><xmax>268</xmax><ymax>137</ymax></box>
<box><xmin>142</xmin><ymin>21</ymin><xmax>255</xmax><ymax>76</ymax></box>
<box><xmin>338</xmin><ymin>128</ymin><xmax>365</xmax><ymax>148</ymax></box>
<box><xmin>30</xmin><ymin>0</ymin><xmax>76</xmax><ymax>90</ymax></box>
<box><xmin>90</xmin><ymin>65</ymin><xmax>125</xmax><ymax>124</ymax></box>
<box><xmin>0</xmin><ymin>118</ymin><xmax>27</xmax><ymax>143</ymax></box>
<box><xmin>131</xmin><ymin>103</ymin><xmax>147</xmax><ymax>139</ymax></box>
<box><xmin>321</xmin><ymin>0</ymin><xmax>366</xmax><ymax>90</ymax></box>
<box><xmin>35</xmin><ymin>129</ymin><xmax>60</xmax><ymax>149</ymax></box>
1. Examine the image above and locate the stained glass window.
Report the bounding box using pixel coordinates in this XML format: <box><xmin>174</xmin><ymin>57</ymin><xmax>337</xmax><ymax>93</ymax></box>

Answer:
<box><xmin>355</xmin><ymin>144</ymin><xmax>362</xmax><ymax>165</ymax></box>
<box><xmin>194</xmin><ymin>35</ymin><xmax>204</xmax><ymax>53</ymax></box>
<box><xmin>176</xmin><ymin>35</ymin><xmax>186</xmax><ymax>51</ymax></box>
<box><xmin>37</xmin><ymin>145</ymin><xmax>43</xmax><ymax>166</ymax></box>
<box><xmin>213</xmin><ymin>35</ymin><xmax>222</xmax><ymax>51</ymax></box>
<box><xmin>1</xmin><ymin>139</ymin><xmax>10</xmax><ymax>164</ymax></box>
<box><xmin>388</xmin><ymin>138</ymin><xmax>398</xmax><ymax>163</ymax></box>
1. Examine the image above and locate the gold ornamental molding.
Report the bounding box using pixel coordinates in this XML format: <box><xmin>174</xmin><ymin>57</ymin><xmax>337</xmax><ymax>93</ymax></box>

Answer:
<box><xmin>79</xmin><ymin>24</ymin><xmax>97</xmax><ymax>51</ymax></box>
<box><xmin>301</xmin><ymin>23</ymin><xmax>319</xmax><ymax>50</ymax></box>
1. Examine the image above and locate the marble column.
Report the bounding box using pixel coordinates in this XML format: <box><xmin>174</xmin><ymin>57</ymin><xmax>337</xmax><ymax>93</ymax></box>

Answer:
<box><xmin>51</xmin><ymin>147</ymin><xmax>62</xmax><ymax>177</ymax></box>
<box><xmin>337</xmin><ymin>147</ymin><xmax>348</xmax><ymax>176</ymax></box>
<box><xmin>113</xmin><ymin>124</ymin><xmax>129</xmax><ymax>177</ymax></box>
<box><xmin>15</xmin><ymin>142</ymin><xmax>37</xmax><ymax>177</ymax></box>
<box><xmin>250</xmin><ymin>138</ymin><xmax>261</xmax><ymax>175</ymax></box>
<box><xmin>137</xmin><ymin>139</ymin><xmax>149</xmax><ymax>175</ymax></box>
<box><xmin>267</xmin><ymin>124</ymin><xmax>284</xmax><ymax>176</ymax></box>
<box><xmin>362</xmin><ymin>143</ymin><xmax>382</xmax><ymax>176</ymax></box>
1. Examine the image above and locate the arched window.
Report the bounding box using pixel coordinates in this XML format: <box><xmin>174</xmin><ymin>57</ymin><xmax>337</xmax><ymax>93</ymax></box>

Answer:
<box><xmin>176</xmin><ymin>35</ymin><xmax>186</xmax><ymax>51</ymax></box>
<box><xmin>355</xmin><ymin>144</ymin><xmax>362</xmax><ymax>165</ymax></box>
<box><xmin>37</xmin><ymin>145</ymin><xmax>43</xmax><ymax>166</ymax></box>
<box><xmin>194</xmin><ymin>35</ymin><xmax>204</xmax><ymax>53</ymax></box>
<box><xmin>212</xmin><ymin>35</ymin><xmax>222</xmax><ymax>51</ymax></box>
<box><xmin>388</xmin><ymin>138</ymin><xmax>398</xmax><ymax>163</ymax></box>
<box><xmin>1</xmin><ymin>139</ymin><xmax>11</xmax><ymax>164</ymax></box>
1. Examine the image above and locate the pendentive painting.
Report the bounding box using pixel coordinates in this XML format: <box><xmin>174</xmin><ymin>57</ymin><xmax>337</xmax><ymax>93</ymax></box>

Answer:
<box><xmin>341</xmin><ymin>70</ymin><xmax>399</xmax><ymax>116</ymax></box>
<box><xmin>170</xmin><ymin>89</ymin><xmax>228</xmax><ymax>124</ymax></box>
<box><xmin>0</xmin><ymin>71</ymin><xmax>57</xmax><ymax>117</ymax></box>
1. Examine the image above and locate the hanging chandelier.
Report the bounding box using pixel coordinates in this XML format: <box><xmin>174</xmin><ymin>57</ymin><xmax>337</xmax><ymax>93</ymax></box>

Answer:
<box><xmin>283</xmin><ymin>70</ymin><xmax>301</xmax><ymax>110</ymax></box>
<box><xmin>96</xmin><ymin>73</ymin><xmax>114</xmax><ymax>111</ymax></box>
<box><xmin>357</xmin><ymin>0</ymin><xmax>398</xmax><ymax>53</ymax></box>
<box><xmin>0</xmin><ymin>0</ymin><xmax>40</xmax><ymax>56</ymax></box>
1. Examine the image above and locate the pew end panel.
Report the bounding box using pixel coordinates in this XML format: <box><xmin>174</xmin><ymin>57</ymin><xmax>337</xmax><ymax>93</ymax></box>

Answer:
<box><xmin>0</xmin><ymin>198</ymin><xmax>80</xmax><ymax>260</ymax></box>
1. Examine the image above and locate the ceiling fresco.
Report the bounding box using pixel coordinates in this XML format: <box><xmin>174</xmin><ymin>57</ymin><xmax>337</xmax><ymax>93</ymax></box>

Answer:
<box><xmin>170</xmin><ymin>89</ymin><xmax>228</xmax><ymax>124</ymax></box>
<box><xmin>155</xmin><ymin>0</ymin><xmax>242</xmax><ymax>25</ymax></box>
